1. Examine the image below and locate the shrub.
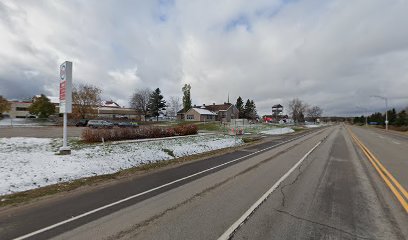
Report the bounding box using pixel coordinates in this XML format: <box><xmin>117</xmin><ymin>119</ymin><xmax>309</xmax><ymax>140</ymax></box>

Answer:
<box><xmin>81</xmin><ymin>124</ymin><xmax>198</xmax><ymax>143</ymax></box>
<box><xmin>174</xmin><ymin>124</ymin><xmax>198</xmax><ymax>136</ymax></box>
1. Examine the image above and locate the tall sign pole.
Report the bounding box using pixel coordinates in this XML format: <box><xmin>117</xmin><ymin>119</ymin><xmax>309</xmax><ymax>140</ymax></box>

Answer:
<box><xmin>59</xmin><ymin>61</ymin><xmax>73</xmax><ymax>155</ymax></box>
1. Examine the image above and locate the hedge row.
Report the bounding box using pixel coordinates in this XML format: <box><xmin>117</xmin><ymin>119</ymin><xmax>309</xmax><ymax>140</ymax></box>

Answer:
<box><xmin>81</xmin><ymin>124</ymin><xmax>198</xmax><ymax>143</ymax></box>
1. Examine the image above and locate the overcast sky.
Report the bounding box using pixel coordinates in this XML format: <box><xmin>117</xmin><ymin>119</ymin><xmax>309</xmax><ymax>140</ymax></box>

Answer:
<box><xmin>0</xmin><ymin>0</ymin><xmax>407</xmax><ymax>116</ymax></box>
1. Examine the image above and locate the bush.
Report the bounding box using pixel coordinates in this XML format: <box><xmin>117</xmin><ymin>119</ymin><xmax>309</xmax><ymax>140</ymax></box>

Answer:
<box><xmin>174</xmin><ymin>124</ymin><xmax>198</xmax><ymax>136</ymax></box>
<box><xmin>82</xmin><ymin>124</ymin><xmax>198</xmax><ymax>143</ymax></box>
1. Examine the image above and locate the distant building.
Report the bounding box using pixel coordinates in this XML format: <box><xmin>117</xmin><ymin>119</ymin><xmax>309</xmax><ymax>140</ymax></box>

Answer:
<box><xmin>263</xmin><ymin>113</ymin><xmax>288</xmax><ymax>123</ymax></box>
<box><xmin>184</xmin><ymin>107</ymin><xmax>217</xmax><ymax>122</ymax></box>
<box><xmin>180</xmin><ymin>103</ymin><xmax>238</xmax><ymax>122</ymax></box>
<box><xmin>204</xmin><ymin>103</ymin><xmax>239</xmax><ymax>122</ymax></box>
<box><xmin>102</xmin><ymin>100</ymin><xmax>120</xmax><ymax>108</ymax></box>
<box><xmin>5</xmin><ymin>98</ymin><xmax>144</xmax><ymax>120</ymax></box>
<box><xmin>96</xmin><ymin>100</ymin><xmax>143</xmax><ymax>120</ymax></box>
<box><xmin>6</xmin><ymin>101</ymin><xmax>35</xmax><ymax>118</ymax></box>
<box><xmin>6</xmin><ymin>96</ymin><xmax>59</xmax><ymax>118</ymax></box>
<box><xmin>176</xmin><ymin>108</ymin><xmax>187</xmax><ymax>121</ymax></box>
<box><xmin>272</xmin><ymin>104</ymin><xmax>283</xmax><ymax>116</ymax></box>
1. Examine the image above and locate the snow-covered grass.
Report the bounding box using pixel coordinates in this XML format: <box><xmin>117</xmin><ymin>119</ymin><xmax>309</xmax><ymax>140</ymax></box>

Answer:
<box><xmin>260</xmin><ymin>127</ymin><xmax>295</xmax><ymax>135</ymax></box>
<box><xmin>304</xmin><ymin>124</ymin><xmax>322</xmax><ymax>128</ymax></box>
<box><xmin>0</xmin><ymin>135</ymin><xmax>243</xmax><ymax>196</ymax></box>
<box><xmin>227</xmin><ymin>123</ymin><xmax>292</xmax><ymax>134</ymax></box>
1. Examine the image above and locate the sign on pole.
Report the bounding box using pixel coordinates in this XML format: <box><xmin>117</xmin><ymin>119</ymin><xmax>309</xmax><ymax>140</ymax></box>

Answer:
<box><xmin>59</xmin><ymin>61</ymin><xmax>73</xmax><ymax>113</ymax></box>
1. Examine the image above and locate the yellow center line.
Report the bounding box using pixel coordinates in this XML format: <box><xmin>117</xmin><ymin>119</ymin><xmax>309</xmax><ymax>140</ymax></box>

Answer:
<box><xmin>347</xmin><ymin>127</ymin><xmax>408</xmax><ymax>213</ymax></box>
<box><xmin>356</xmin><ymin>136</ymin><xmax>408</xmax><ymax>200</ymax></box>
<box><xmin>349</xmin><ymin>129</ymin><xmax>408</xmax><ymax>200</ymax></box>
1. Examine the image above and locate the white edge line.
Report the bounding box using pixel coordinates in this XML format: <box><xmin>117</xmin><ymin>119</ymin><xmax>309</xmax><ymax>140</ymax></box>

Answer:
<box><xmin>217</xmin><ymin>140</ymin><xmax>322</xmax><ymax>240</ymax></box>
<box><xmin>13</xmin><ymin>129</ymin><xmax>324</xmax><ymax>240</ymax></box>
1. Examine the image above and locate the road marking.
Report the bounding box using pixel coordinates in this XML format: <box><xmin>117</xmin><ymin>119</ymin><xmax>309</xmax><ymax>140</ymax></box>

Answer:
<box><xmin>372</xmin><ymin>127</ymin><xmax>408</xmax><ymax>140</ymax></box>
<box><xmin>392</xmin><ymin>140</ymin><xmax>401</xmax><ymax>145</ymax></box>
<box><xmin>218</xmin><ymin>141</ymin><xmax>322</xmax><ymax>240</ymax></box>
<box><xmin>348</xmin><ymin>128</ymin><xmax>408</xmax><ymax>213</ymax></box>
<box><xmin>350</xmin><ymin>130</ymin><xmax>408</xmax><ymax>200</ymax></box>
<box><xmin>378</xmin><ymin>135</ymin><xmax>385</xmax><ymax>139</ymax></box>
<box><xmin>13</xmin><ymin>129</ymin><xmax>326</xmax><ymax>240</ymax></box>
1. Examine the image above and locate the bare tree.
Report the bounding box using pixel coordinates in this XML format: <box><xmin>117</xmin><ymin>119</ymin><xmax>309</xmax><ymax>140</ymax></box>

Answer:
<box><xmin>72</xmin><ymin>84</ymin><xmax>102</xmax><ymax>119</ymax></box>
<box><xmin>130</xmin><ymin>88</ymin><xmax>151</xmax><ymax>120</ymax></box>
<box><xmin>288</xmin><ymin>98</ymin><xmax>308</xmax><ymax>123</ymax></box>
<box><xmin>307</xmin><ymin>106</ymin><xmax>323</xmax><ymax>122</ymax></box>
<box><xmin>167</xmin><ymin>96</ymin><xmax>182</xmax><ymax>117</ymax></box>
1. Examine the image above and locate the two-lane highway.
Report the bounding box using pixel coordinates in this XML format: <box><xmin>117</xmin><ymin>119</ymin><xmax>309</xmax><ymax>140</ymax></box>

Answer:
<box><xmin>232</xmin><ymin>125</ymin><xmax>408</xmax><ymax>239</ymax></box>
<box><xmin>1</xmin><ymin>125</ymin><xmax>407</xmax><ymax>240</ymax></box>
<box><xmin>51</xmin><ymin>125</ymin><xmax>407</xmax><ymax>239</ymax></box>
<box><xmin>0</xmin><ymin>127</ymin><xmax>324</xmax><ymax>240</ymax></box>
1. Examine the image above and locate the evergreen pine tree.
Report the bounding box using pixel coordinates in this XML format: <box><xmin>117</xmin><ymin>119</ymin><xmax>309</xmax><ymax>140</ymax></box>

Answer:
<box><xmin>387</xmin><ymin>108</ymin><xmax>397</xmax><ymax>125</ymax></box>
<box><xmin>243</xmin><ymin>99</ymin><xmax>251</xmax><ymax>119</ymax></box>
<box><xmin>250</xmin><ymin>100</ymin><xmax>257</xmax><ymax>120</ymax></box>
<box><xmin>148</xmin><ymin>88</ymin><xmax>167</xmax><ymax>121</ymax></box>
<box><xmin>235</xmin><ymin>96</ymin><xmax>244</xmax><ymax>118</ymax></box>
<box><xmin>395</xmin><ymin>110</ymin><xmax>407</xmax><ymax>126</ymax></box>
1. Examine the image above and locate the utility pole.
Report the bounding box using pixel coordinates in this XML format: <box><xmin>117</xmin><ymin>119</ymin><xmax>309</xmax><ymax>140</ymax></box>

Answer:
<box><xmin>371</xmin><ymin>95</ymin><xmax>389</xmax><ymax>131</ymax></box>
<box><xmin>356</xmin><ymin>106</ymin><xmax>368</xmax><ymax>126</ymax></box>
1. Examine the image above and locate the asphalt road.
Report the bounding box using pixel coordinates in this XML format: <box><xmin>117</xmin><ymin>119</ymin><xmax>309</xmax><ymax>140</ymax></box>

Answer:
<box><xmin>234</xmin><ymin>125</ymin><xmax>408</xmax><ymax>240</ymax></box>
<box><xmin>350</xmin><ymin>126</ymin><xmax>408</xmax><ymax>190</ymax></box>
<box><xmin>2</xmin><ymin>125</ymin><xmax>407</xmax><ymax>240</ymax></box>
<box><xmin>0</xmin><ymin>128</ymin><xmax>319</xmax><ymax>240</ymax></box>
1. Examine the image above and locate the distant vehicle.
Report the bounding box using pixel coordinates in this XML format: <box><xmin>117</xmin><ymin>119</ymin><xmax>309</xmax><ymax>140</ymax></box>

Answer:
<box><xmin>116</xmin><ymin>115</ymin><xmax>129</xmax><ymax>119</ymax></box>
<box><xmin>117</xmin><ymin>122</ymin><xmax>139</xmax><ymax>128</ymax></box>
<box><xmin>87</xmin><ymin>120</ymin><xmax>114</xmax><ymax>128</ymax></box>
<box><xmin>75</xmin><ymin>119</ymin><xmax>89</xmax><ymax>127</ymax></box>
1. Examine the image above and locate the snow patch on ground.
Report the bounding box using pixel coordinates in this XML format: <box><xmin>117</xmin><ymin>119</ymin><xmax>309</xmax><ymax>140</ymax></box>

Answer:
<box><xmin>304</xmin><ymin>124</ymin><xmax>322</xmax><ymax>128</ymax></box>
<box><xmin>260</xmin><ymin>127</ymin><xmax>295</xmax><ymax>135</ymax></box>
<box><xmin>0</xmin><ymin>135</ymin><xmax>243</xmax><ymax>196</ymax></box>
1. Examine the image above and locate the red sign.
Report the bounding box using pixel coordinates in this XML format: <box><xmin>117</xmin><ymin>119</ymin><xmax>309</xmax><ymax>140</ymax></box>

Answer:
<box><xmin>60</xmin><ymin>81</ymin><xmax>66</xmax><ymax>101</ymax></box>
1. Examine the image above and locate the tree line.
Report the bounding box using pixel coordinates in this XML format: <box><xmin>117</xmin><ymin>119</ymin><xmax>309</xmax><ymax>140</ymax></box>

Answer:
<box><xmin>0</xmin><ymin>83</ymin><xmax>190</xmax><ymax>120</ymax></box>
<box><xmin>129</xmin><ymin>83</ymin><xmax>192</xmax><ymax>121</ymax></box>
<box><xmin>353</xmin><ymin>108</ymin><xmax>408</xmax><ymax>127</ymax></box>
<box><xmin>1</xmin><ymin>81</ymin><xmax>262</xmax><ymax>122</ymax></box>
<box><xmin>235</xmin><ymin>96</ymin><xmax>257</xmax><ymax>120</ymax></box>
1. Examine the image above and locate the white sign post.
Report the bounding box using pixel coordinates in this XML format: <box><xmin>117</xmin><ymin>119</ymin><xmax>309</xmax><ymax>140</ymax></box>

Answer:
<box><xmin>59</xmin><ymin>61</ymin><xmax>73</xmax><ymax>155</ymax></box>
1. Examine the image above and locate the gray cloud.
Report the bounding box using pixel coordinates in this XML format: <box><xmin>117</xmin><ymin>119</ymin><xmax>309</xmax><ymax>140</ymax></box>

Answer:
<box><xmin>0</xmin><ymin>0</ymin><xmax>407</xmax><ymax>116</ymax></box>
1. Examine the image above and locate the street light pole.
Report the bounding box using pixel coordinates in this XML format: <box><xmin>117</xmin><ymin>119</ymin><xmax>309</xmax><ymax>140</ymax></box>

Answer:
<box><xmin>385</xmin><ymin>98</ymin><xmax>388</xmax><ymax>131</ymax></box>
